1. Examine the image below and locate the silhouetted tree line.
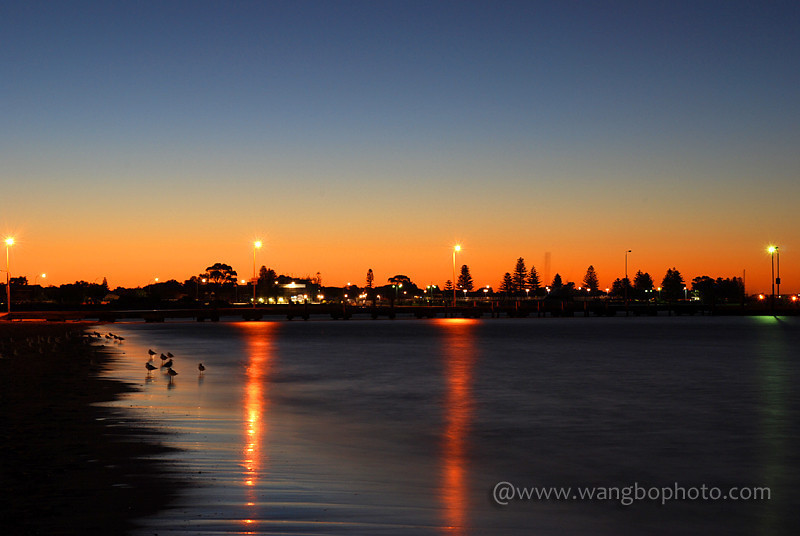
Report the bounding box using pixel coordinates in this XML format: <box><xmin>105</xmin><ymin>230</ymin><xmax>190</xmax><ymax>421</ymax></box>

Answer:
<box><xmin>1</xmin><ymin>257</ymin><xmax>751</xmax><ymax>308</ymax></box>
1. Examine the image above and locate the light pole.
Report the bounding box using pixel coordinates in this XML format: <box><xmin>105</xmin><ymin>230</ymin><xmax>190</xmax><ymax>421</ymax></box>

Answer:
<box><xmin>253</xmin><ymin>240</ymin><xmax>262</xmax><ymax>308</ymax></box>
<box><xmin>624</xmin><ymin>249</ymin><xmax>631</xmax><ymax>316</ymax></box>
<box><xmin>452</xmin><ymin>244</ymin><xmax>461</xmax><ymax>306</ymax></box>
<box><xmin>768</xmin><ymin>246</ymin><xmax>778</xmax><ymax>311</ymax></box>
<box><xmin>5</xmin><ymin>237</ymin><xmax>14</xmax><ymax>314</ymax></box>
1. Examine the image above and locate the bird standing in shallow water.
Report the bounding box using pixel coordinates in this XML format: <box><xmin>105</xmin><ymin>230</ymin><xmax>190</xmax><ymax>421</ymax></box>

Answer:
<box><xmin>148</xmin><ymin>349</ymin><xmax>156</xmax><ymax>360</ymax></box>
<box><xmin>161</xmin><ymin>358</ymin><xmax>173</xmax><ymax>368</ymax></box>
<box><xmin>167</xmin><ymin>367</ymin><xmax>178</xmax><ymax>382</ymax></box>
<box><xmin>198</xmin><ymin>363</ymin><xmax>205</xmax><ymax>373</ymax></box>
<box><xmin>145</xmin><ymin>362</ymin><xmax>157</xmax><ymax>372</ymax></box>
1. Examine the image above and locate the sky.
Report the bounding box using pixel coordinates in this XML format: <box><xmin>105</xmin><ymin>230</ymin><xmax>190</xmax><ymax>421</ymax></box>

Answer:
<box><xmin>2</xmin><ymin>0</ymin><xmax>798</xmax><ymax>292</ymax></box>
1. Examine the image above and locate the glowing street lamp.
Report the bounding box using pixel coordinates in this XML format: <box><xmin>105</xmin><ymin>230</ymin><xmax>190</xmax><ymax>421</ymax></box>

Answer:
<box><xmin>768</xmin><ymin>246</ymin><xmax>781</xmax><ymax>299</ymax></box>
<box><xmin>5</xmin><ymin>237</ymin><xmax>14</xmax><ymax>314</ymax></box>
<box><xmin>253</xmin><ymin>240</ymin><xmax>262</xmax><ymax>308</ymax></box>
<box><xmin>34</xmin><ymin>273</ymin><xmax>46</xmax><ymax>286</ymax></box>
<box><xmin>768</xmin><ymin>245</ymin><xmax>778</xmax><ymax>311</ymax></box>
<box><xmin>452</xmin><ymin>244</ymin><xmax>461</xmax><ymax>306</ymax></box>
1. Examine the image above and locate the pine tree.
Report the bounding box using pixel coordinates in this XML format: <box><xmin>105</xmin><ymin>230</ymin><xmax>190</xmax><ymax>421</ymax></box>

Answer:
<box><xmin>366</xmin><ymin>268</ymin><xmax>374</xmax><ymax>288</ymax></box>
<box><xmin>499</xmin><ymin>272</ymin><xmax>513</xmax><ymax>294</ymax></box>
<box><xmin>512</xmin><ymin>257</ymin><xmax>527</xmax><ymax>294</ymax></box>
<box><xmin>527</xmin><ymin>266</ymin><xmax>541</xmax><ymax>291</ymax></box>
<box><xmin>582</xmin><ymin>265</ymin><xmax>599</xmax><ymax>293</ymax></box>
<box><xmin>444</xmin><ymin>279</ymin><xmax>454</xmax><ymax>291</ymax></box>
<box><xmin>551</xmin><ymin>273</ymin><xmax>563</xmax><ymax>289</ymax></box>
<box><xmin>457</xmin><ymin>264</ymin><xmax>474</xmax><ymax>291</ymax></box>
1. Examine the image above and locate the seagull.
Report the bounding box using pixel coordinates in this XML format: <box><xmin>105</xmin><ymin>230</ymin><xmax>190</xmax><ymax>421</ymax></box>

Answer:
<box><xmin>161</xmin><ymin>358</ymin><xmax>173</xmax><ymax>368</ymax></box>
<box><xmin>198</xmin><ymin>363</ymin><xmax>205</xmax><ymax>374</ymax></box>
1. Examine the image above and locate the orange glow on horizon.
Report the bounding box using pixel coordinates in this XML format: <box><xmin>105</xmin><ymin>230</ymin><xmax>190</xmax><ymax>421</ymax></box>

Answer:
<box><xmin>1</xmin><ymin>224</ymin><xmax>795</xmax><ymax>294</ymax></box>
<box><xmin>437</xmin><ymin>317</ymin><xmax>478</xmax><ymax>533</ymax></box>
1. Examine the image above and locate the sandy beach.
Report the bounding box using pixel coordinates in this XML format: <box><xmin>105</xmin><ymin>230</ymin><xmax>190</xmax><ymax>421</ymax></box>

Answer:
<box><xmin>0</xmin><ymin>322</ymin><xmax>181</xmax><ymax>535</ymax></box>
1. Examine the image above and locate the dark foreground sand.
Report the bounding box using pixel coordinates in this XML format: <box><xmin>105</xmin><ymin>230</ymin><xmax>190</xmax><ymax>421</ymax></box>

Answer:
<box><xmin>0</xmin><ymin>322</ymin><xmax>181</xmax><ymax>535</ymax></box>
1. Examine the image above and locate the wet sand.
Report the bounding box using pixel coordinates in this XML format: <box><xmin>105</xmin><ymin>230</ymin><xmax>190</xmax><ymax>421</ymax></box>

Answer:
<box><xmin>0</xmin><ymin>322</ymin><xmax>181</xmax><ymax>535</ymax></box>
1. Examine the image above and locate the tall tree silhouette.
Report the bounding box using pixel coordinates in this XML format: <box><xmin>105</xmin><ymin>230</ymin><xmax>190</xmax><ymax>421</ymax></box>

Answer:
<box><xmin>661</xmin><ymin>268</ymin><xmax>685</xmax><ymax>301</ymax></box>
<box><xmin>582</xmin><ymin>265</ymin><xmax>599</xmax><ymax>293</ymax></box>
<box><xmin>457</xmin><ymin>264</ymin><xmax>474</xmax><ymax>291</ymax></box>
<box><xmin>551</xmin><ymin>273</ymin><xmax>563</xmax><ymax>289</ymax></box>
<box><xmin>512</xmin><ymin>257</ymin><xmax>527</xmax><ymax>294</ymax></box>
<box><xmin>633</xmin><ymin>270</ymin><xmax>654</xmax><ymax>299</ymax></box>
<box><xmin>499</xmin><ymin>272</ymin><xmax>513</xmax><ymax>295</ymax></box>
<box><xmin>527</xmin><ymin>266</ymin><xmax>541</xmax><ymax>292</ymax></box>
<box><xmin>366</xmin><ymin>268</ymin><xmax>374</xmax><ymax>288</ymax></box>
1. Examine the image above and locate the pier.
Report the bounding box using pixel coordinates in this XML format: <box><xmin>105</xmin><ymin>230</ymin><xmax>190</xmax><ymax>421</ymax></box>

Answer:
<box><xmin>3</xmin><ymin>300</ymin><xmax>796</xmax><ymax>323</ymax></box>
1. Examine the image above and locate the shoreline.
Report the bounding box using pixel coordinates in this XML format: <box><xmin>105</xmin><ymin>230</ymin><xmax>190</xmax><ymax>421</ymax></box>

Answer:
<box><xmin>0</xmin><ymin>322</ymin><xmax>182</xmax><ymax>535</ymax></box>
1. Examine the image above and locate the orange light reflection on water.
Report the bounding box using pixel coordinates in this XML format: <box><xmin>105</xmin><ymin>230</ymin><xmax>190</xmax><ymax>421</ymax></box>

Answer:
<box><xmin>239</xmin><ymin>322</ymin><xmax>277</xmax><ymax>530</ymax></box>
<box><xmin>435</xmin><ymin>318</ymin><xmax>478</xmax><ymax>534</ymax></box>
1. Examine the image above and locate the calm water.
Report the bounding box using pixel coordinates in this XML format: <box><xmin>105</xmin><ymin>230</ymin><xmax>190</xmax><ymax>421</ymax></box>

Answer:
<box><xmin>100</xmin><ymin>316</ymin><xmax>800</xmax><ymax>535</ymax></box>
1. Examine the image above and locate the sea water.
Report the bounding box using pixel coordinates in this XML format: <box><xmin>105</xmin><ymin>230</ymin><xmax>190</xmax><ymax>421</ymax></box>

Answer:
<box><xmin>101</xmin><ymin>316</ymin><xmax>800</xmax><ymax>535</ymax></box>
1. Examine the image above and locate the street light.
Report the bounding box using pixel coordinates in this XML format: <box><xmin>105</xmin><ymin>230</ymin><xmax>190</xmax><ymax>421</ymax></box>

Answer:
<box><xmin>767</xmin><ymin>246</ymin><xmax>781</xmax><ymax>298</ymax></box>
<box><xmin>452</xmin><ymin>244</ymin><xmax>461</xmax><ymax>306</ymax></box>
<box><xmin>5</xmin><ymin>237</ymin><xmax>14</xmax><ymax>314</ymax></box>
<box><xmin>253</xmin><ymin>240</ymin><xmax>262</xmax><ymax>308</ymax></box>
<box><xmin>624</xmin><ymin>249</ymin><xmax>632</xmax><ymax>315</ymax></box>
<box><xmin>34</xmin><ymin>273</ymin><xmax>46</xmax><ymax>286</ymax></box>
